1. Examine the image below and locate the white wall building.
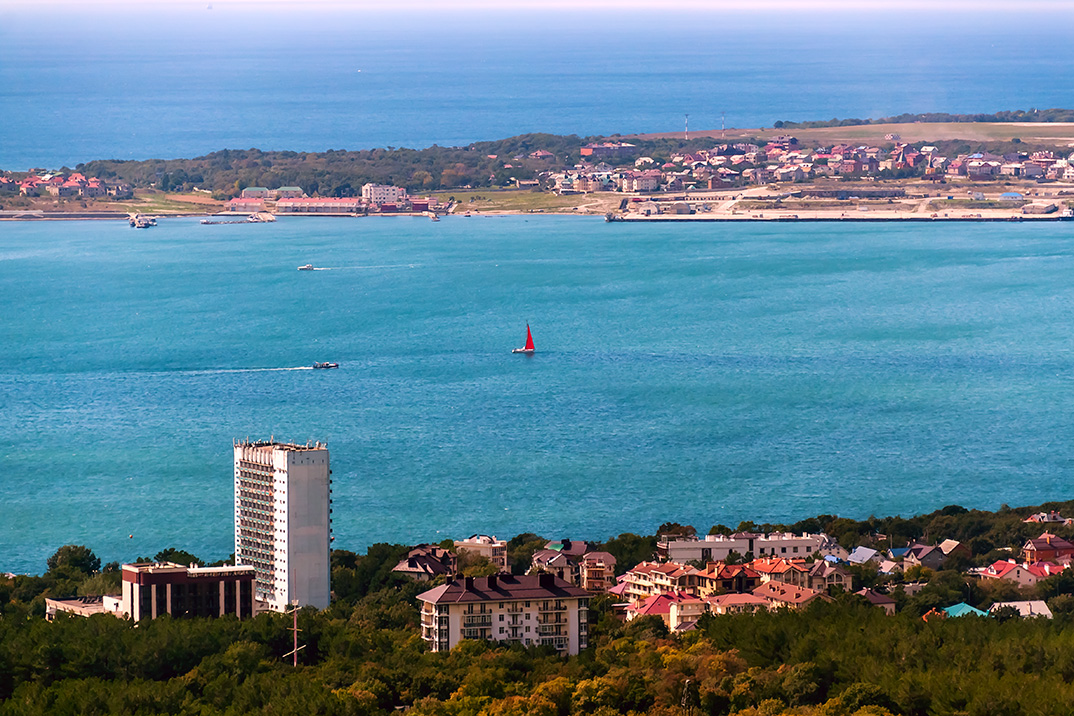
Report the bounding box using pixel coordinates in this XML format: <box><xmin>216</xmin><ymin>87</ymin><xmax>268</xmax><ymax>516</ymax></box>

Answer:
<box><xmin>418</xmin><ymin>574</ymin><xmax>590</xmax><ymax>655</ymax></box>
<box><xmin>658</xmin><ymin>533</ymin><xmax>827</xmax><ymax>563</ymax></box>
<box><xmin>234</xmin><ymin>440</ymin><xmax>331</xmax><ymax>611</ymax></box>
<box><xmin>361</xmin><ymin>183</ymin><xmax>406</xmax><ymax>205</ymax></box>
<box><xmin>455</xmin><ymin>534</ymin><xmax>509</xmax><ymax>571</ymax></box>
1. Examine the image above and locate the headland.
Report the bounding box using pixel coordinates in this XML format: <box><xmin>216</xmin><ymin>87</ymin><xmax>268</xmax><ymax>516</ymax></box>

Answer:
<box><xmin>4</xmin><ymin>111</ymin><xmax>1074</xmax><ymax>223</ymax></box>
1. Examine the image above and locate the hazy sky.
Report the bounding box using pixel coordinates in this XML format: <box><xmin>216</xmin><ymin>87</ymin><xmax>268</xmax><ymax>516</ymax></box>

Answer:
<box><xmin>3</xmin><ymin>0</ymin><xmax>1074</xmax><ymax>10</ymax></box>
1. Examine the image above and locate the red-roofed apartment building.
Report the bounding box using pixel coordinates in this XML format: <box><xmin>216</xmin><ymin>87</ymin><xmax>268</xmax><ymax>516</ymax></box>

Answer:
<box><xmin>417</xmin><ymin>574</ymin><xmax>589</xmax><ymax>654</ymax></box>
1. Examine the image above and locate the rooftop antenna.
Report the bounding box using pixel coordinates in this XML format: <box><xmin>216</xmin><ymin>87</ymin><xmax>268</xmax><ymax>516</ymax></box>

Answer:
<box><xmin>684</xmin><ymin>114</ymin><xmax>689</xmax><ymax>141</ymax></box>
<box><xmin>283</xmin><ymin>599</ymin><xmax>304</xmax><ymax>667</ymax></box>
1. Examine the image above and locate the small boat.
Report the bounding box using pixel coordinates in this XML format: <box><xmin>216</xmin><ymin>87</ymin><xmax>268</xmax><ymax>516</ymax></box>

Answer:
<box><xmin>512</xmin><ymin>324</ymin><xmax>535</xmax><ymax>354</ymax></box>
<box><xmin>313</xmin><ymin>362</ymin><xmax>339</xmax><ymax>369</ymax></box>
<box><xmin>298</xmin><ymin>264</ymin><xmax>315</xmax><ymax>271</ymax></box>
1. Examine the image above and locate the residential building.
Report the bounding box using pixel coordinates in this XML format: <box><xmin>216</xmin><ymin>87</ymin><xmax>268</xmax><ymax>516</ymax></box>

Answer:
<box><xmin>751</xmin><ymin>581</ymin><xmax>829</xmax><ymax>610</ymax></box>
<box><xmin>417</xmin><ymin>574</ymin><xmax>589</xmax><ymax>654</ymax></box>
<box><xmin>847</xmin><ymin>546</ymin><xmax>880</xmax><ymax>565</ymax></box>
<box><xmin>392</xmin><ymin>544</ymin><xmax>458</xmax><ymax>581</ymax></box>
<box><xmin>806</xmin><ymin>561</ymin><xmax>852</xmax><ymax>592</ymax></box>
<box><xmin>121</xmin><ymin>562</ymin><xmax>256</xmax><ymax>620</ymax></box>
<box><xmin>943</xmin><ymin>602</ymin><xmax>988</xmax><ymax>618</ymax></box>
<box><xmin>705</xmin><ymin>593</ymin><xmax>770</xmax><ymax>615</ymax></box>
<box><xmin>625</xmin><ymin>590</ymin><xmax>704</xmax><ymax>630</ymax></box>
<box><xmin>979</xmin><ymin>560</ymin><xmax>1041</xmax><ymax>588</ymax></box>
<box><xmin>904</xmin><ymin>540</ymin><xmax>970</xmax><ymax>570</ymax></box>
<box><xmin>695</xmin><ymin>562</ymin><xmax>761</xmax><ymax>596</ymax></box>
<box><xmin>276</xmin><ymin>186</ymin><xmax>306</xmax><ymax>198</ymax></box>
<box><xmin>361</xmin><ymin>183</ymin><xmax>406</xmax><ymax>205</ymax></box>
<box><xmin>856</xmin><ymin>588</ymin><xmax>896</xmax><ymax>616</ymax></box>
<box><xmin>455</xmin><ymin>534</ymin><xmax>509</xmax><ymax>572</ymax></box>
<box><xmin>657</xmin><ymin>532</ymin><xmax>826</xmax><ymax>563</ymax></box>
<box><xmin>530</xmin><ymin>549</ymin><xmax>576</xmax><ymax>583</ymax></box>
<box><xmin>580</xmin><ymin>141</ymin><xmax>636</xmax><ymax>158</ymax></box>
<box><xmin>622</xmin><ymin>561</ymin><xmax>701</xmax><ymax>601</ymax></box>
<box><xmin>240</xmin><ymin>187</ymin><xmax>271</xmax><ymax>199</ymax></box>
<box><xmin>234</xmin><ymin>439</ymin><xmax>331</xmax><ymax>612</ymax></box>
<box><xmin>989</xmin><ymin>600</ymin><xmax>1053</xmax><ymax>619</ymax></box>
<box><xmin>748</xmin><ymin>558</ymin><xmax>810</xmax><ymax>588</ymax></box>
<box><xmin>1022</xmin><ymin>533</ymin><xmax>1074</xmax><ymax>563</ymax></box>
<box><xmin>579</xmin><ymin>551</ymin><xmax>617</xmax><ymax>592</ymax></box>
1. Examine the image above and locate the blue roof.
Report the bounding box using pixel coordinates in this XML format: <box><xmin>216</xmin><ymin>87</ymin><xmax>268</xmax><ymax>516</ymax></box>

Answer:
<box><xmin>889</xmin><ymin>547</ymin><xmax>910</xmax><ymax>558</ymax></box>
<box><xmin>944</xmin><ymin>602</ymin><xmax>989</xmax><ymax>618</ymax></box>
<box><xmin>1000</xmin><ymin>192</ymin><xmax>1023</xmax><ymax>198</ymax></box>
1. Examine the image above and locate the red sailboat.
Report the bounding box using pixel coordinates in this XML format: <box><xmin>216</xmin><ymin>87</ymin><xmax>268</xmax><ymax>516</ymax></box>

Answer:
<box><xmin>512</xmin><ymin>324</ymin><xmax>535</xmax><ymax>354</ymax></box>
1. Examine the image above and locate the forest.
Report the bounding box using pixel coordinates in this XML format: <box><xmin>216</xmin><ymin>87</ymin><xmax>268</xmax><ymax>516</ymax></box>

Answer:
<box><xmin>3</xmin><ymin>500</ymin><xmax>1074</xmax><ymax>716</ymax></box>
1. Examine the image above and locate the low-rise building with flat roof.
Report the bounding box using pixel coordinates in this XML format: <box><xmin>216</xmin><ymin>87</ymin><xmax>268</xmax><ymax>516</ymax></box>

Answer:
<box><xmin>122</xmin><ymin>562</ymin><xmax>256</xmax><ymax>620</ymax></box>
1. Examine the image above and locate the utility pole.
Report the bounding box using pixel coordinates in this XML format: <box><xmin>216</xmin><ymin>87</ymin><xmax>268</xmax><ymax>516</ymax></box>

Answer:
<box><xmin>684</xmin><ymin>114</ymin><xmax>689</xmax><ymax>141</ymax></box>
<box><xmin>722</xmin><ymin>112</ymin><xmax>726</xmax><ymax>138</ymax></box>
<box><xmin>283</xmin><ymin>600</ymin><xmax>305</xmax><ymax>667</ymax></box>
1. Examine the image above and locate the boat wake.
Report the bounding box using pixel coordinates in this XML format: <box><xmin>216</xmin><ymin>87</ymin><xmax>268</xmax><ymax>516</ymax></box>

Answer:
<box><xmin>320</xmin><ymin>263</ymin><xmax>419</xmax><ymax>271</ymax></box>
<box><xmin>177</xmin><ymin>366</ymin><xmax>314</xmax><ymax>375</ymax></box>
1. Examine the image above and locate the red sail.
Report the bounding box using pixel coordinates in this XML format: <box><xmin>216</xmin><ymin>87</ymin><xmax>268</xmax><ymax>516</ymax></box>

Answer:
<box><xmin>524</xmin><ymin>324</ymin><xmax>535</xmax><ymax>351</ymax></box>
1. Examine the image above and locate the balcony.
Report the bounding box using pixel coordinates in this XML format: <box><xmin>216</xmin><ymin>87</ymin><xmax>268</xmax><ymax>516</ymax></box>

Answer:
<box><xmin>462</xmin><ymin>615</ymin><xmax>492</xmax><ymax>627</ymax></box>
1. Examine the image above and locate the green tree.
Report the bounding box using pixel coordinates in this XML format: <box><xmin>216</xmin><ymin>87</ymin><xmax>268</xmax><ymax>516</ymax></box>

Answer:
<box><xmin>46</xmin><ymin>545</ymin><xmax>100</xmax><ymax>576</ymax></box>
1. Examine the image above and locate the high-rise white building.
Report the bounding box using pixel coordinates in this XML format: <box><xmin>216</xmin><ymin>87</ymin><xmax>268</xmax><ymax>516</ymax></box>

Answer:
<box><xmin>234</xmin><ymin>439</ymin><xmax>331</xmax><ymax>612</ymax></box>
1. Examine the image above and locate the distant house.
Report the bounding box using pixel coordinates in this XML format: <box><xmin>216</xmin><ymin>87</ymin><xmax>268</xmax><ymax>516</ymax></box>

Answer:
<box><xmin>580</xmin><ymin>142</ymin><xmax>636</xmax><ymax>158</ymax></box>
<box><xmin>979</xmin><ymin>560</ymin><xmax>1040</xmax><ymax>589</ymax></box>
<box><xmin>276</xmin><ymin>186</ymin><xmax>305</xmax><ymax>198</ymax></box>
<box><xmin>455</xmin><ymin>534</ymin><xmax>508</xmax><ymax>572</ymax></box>
<box><xmin>807</xmin><ymin>561</ymin><xmax>851</xmax><ymax>592</ymax></box>
<box><xmin>1024</xmin><ymin>511</ymin><xmax>1069</xmax><ymax>524</ymax></box>
<box><xmin>1022</xmin><ymin>533</ymin><xmax>1074</xmax><ymax>563</ymax></box>
<box><xmin>226</xmin><ymin>198</ymin><xmax>267</xmax><ymax>212</ymax></box>
<box><xmin>392</xmin><ymin>544</ymin><xmax>457</xmax><ymax>582</ymax></box>
<box><xmin>579</xmin><ymin>552</ymin><xmax>617</xmax><ymax>593</ymax></box>
<box><xmin>705</xmin><ymin>592</ymin><xmax>770</xmax><ymax>615</ymax></box>
<box><xmin>989</xmin><ymin>600</ymin><xmax>1053</xmax><ymax>619</ymax></box>
<box><xmin>626</xmin><ymin>591</ymin><xmax>704</xmax><ymax>630</ymax></box>
<box><xmin>856</xmin><ymin>588</ymin><xmax>896</xmax><ymax>615</ymax></box>
<box><xmin>904</xmin><ymin>540</ymin><xmax>969</xmax><ymax>570</ymax></box>
<box><xmin>529</xmin><ymin>150</ymin><xmax>554</xmax><ymax>160</ymax></box>
<box><xmin>751</xmin><ymin>581</ymin><xmax>829</xmax><ymax>610</ymax></box>
<box><xmin>240</xmin><ymin>187</ymin><xmax>271</xmax><ymax>199</ymax></box>
<box><xmin>847</xmin><ymin>546</ymin><xmax>880</xmax><ymax>565</ymax></box>
<box><xmin>943</xmin><ymin>602</ymin><xmax>988</xmax><ymax>618</ymax></box>
<box><xmin>530</xmin><ymin>549</ymin><xmax>576</xmax><ymax>584</ymax></box>
<box><xmin>696</xmin><ymin>563</ymin><xmax>761</xmax><ymax>596</ymax></box>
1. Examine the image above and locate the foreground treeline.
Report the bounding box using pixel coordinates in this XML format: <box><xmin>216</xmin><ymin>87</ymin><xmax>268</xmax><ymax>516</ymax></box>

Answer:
<box><xmin>3</xmin><ymin>580</ymin><xmax>1074</xmax><ymax>715</ymax></box>
<box><xmin>4</xmin><ymin>500</ymin><xmax>1074</xmax><ymax>716</ymax></box>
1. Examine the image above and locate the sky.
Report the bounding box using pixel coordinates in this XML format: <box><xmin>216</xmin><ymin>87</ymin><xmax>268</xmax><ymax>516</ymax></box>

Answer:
<box><xmin>3</xmin><ymin>0</ymin><xmax>1074</xmax><ymax>10</ymax></box>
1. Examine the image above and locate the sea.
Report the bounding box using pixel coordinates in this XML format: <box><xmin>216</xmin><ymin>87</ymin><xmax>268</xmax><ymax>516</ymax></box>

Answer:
<box><xmin>4</xmin><ymin>4</ymin><xmax>1074</xmax><ymax>574</ymax></box>
<box><xmin>2</xmin><ymin>215</ymin><xmax>1074</xmax><ymax>574</ymax></box>
<box><xmin>3</xmin><ymin>5</ymin><xmax>1074</xmax><ymax>170</ymax></box>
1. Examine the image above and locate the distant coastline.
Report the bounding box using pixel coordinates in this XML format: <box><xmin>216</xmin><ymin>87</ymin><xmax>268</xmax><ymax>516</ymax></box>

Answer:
<box><xmin>4</xmin><ymin>114</ymin><xmax>1074</xmax><ymax>223</ymax></box>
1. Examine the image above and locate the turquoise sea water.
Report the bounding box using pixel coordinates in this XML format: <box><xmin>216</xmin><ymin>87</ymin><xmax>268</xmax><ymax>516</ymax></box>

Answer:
<box><xmin>2</xmin><ymin>216</ymin><xmax>1073</xmax><ymax>573</ymax></box>
<box><xmin>3</xmin><ymin>7</ymin><xmax>1074</xmax><ymax>169</ymax></box>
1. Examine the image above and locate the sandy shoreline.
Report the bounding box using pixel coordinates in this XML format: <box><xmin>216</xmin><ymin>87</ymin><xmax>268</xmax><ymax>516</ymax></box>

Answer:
<box><xmin>3</xmin><ymin>209</ymin><xmax>1071</xmax><ymax>223</ymax></box>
